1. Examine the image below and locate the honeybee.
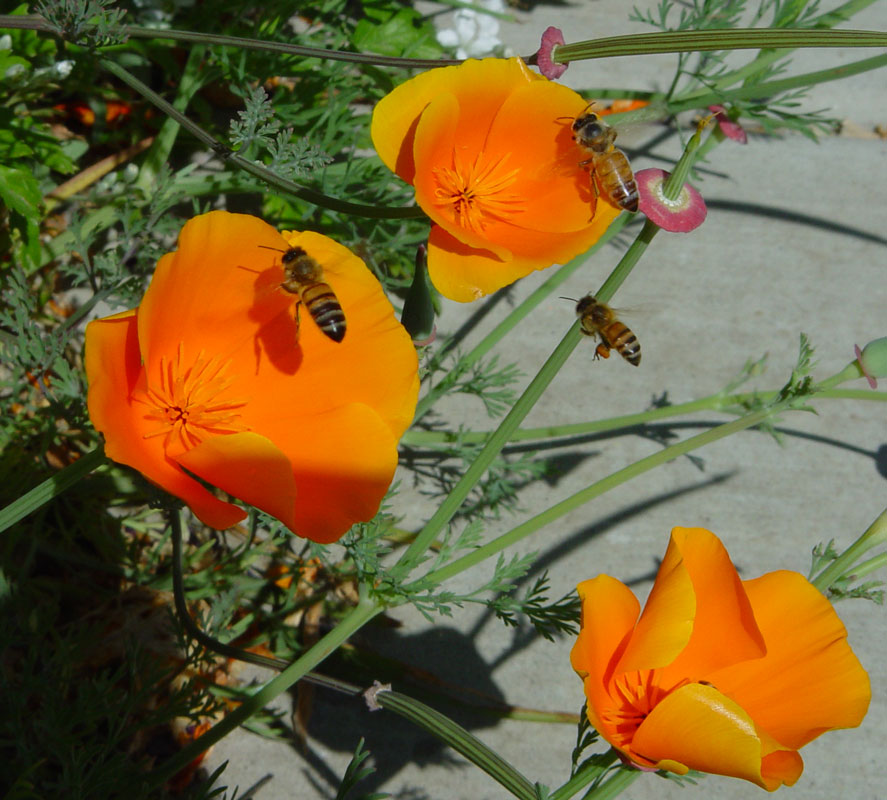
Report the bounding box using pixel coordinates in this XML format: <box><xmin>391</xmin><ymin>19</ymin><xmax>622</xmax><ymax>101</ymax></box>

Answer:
<box><xmin>260</xmin><ymin>245</ymin><xmax>346</xmax><ymax>343</ymax></box>
<box><xmin>575</xmin><ymin>295</ymin><xmax>641</xmax><ymax>366</ymax></box>
<box><xmin>572</xmin><ymin>106</ymin><xmax>638</xmax><ymax>213</ymax></box>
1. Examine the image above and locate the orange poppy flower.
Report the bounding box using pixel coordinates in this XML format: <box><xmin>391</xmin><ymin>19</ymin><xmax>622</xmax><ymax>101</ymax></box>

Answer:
<box><xmin>371</xmin><ymin>58</ymin><xmax>621</xmax><ymax>302</ymax></box>
<box><xmin>571</xmin><ymin>527</ymin><xmax>870</xmax><ymax>790</ymax></box>
<box><xmin>85</xmin><ymin>211</ymin><xmax>419</xmax><ymax>543</ymax></box>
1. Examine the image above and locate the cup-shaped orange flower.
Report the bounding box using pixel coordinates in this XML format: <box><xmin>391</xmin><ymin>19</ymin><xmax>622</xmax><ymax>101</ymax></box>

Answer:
<box><xmin>571</xmin><ymin>527</ymin><xmax>870</xmax><ymax>791</ymax></box>
<box><xmin>85</xmin><ymin>211</ymin><xmax>419</xmax><ymax>543</ymax></box>
<box><xmin>371</xmin><ymin>58</ymin><xmax>621</xmax><ymax>302</ymax></box>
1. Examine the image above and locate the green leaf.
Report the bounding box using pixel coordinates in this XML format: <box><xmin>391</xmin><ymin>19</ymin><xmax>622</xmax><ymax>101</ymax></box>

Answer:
<box><xmin>0</xmin><ymin>164</ymin><xmax>42</xmax><ymax>222</ymax></box>
<box><xmin>352</xmin><ymin>8</ymin><xmax>443</xmax><ymax>59</ymax></box>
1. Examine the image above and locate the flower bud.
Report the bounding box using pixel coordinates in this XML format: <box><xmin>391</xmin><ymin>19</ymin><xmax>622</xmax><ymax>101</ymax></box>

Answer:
<box><xmin>855</xmin><ymin>337</ymin><xmax>887</xmax><ymax>388</ymax></box>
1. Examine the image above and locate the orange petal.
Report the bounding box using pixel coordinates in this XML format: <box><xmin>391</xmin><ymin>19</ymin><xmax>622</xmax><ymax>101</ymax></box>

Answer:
<box><xmin>179</xmin><ymin>404</ymin><xmax>398</xmax><ymax>543</ymax></box>
<box><xmin>619</xmin><ymin>528</ymin><xmax>766</xmax><ymax>676</ymax></box>
<box><xmin>484</xmin><ymin>80</ymin><xmax>597</xmax><ymax>233</ymax></box>
<box><xmin>708</xmin><ymin>569</ymin><xmax>871</xmax><ymax>749</ymax></box>
<box><xmin>278</xmin><ymin>404</ymin><xmax>401</xmax><ymax>543</ymax></box>
<box><xmin>426</xmin><ymin>225</ymin><xmax>516</xmax><ymax>303</ymax></box>
<box><xmin>85</xmin><ymin>312</ymin><xmax>246</xmax><ymax>529</ymax></box>
<box><xmin>177</xmin><ymin>432</ymin><xmax>298</xmax><ymax>532</ymax></box>
<box><xmin>137</xmin><ymin>210</ymin><xmax>292</xmax><ymax>368</ymax></box>
<box><xmin>571</xmin><ymin>574</ymin><xmax>640</xmax><ymax>731</ymax></box>
<box><xmin>425</xmin><ymin>213</ymin><xmax>620</xmax><ymax>303</ymax></box>
<box><xmin>412</xmin><ymin>92</ymin><xmax>621</xmax><ymax>269</ymax></box>
<box><xmin>411</xmin><ymin>91</ymin><xmax>513</xmax><ymax>259</ymax></box>
<box><xmin>371</xmin><ymin>58</ymin><xmax>542</xmax><ymax>184</ymax></box>
<box><xmin>660</xmin><ymin>528</ymin><xmax>766</xmax><ymax>677</ymax></box>
<box><xmin>220</xmin><ymin>230</ymin><xmax>419</xmax><ymax>440</ymax></box>
<box><xmin>631</xmin><ymin>682</ymin><xmax>783</xmax><ymax>790</ymax></box>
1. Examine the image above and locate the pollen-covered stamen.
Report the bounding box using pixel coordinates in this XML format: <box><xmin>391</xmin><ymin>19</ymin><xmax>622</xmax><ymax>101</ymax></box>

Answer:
<box><xmin>433</xmin><ymin>151</ymin><xmax>524</xmax><ymax>232</ymax></box>
<box><xmin>137</xmin><ymin>343</ymin><xmax>250</xmax><ymax>454</ymax></box>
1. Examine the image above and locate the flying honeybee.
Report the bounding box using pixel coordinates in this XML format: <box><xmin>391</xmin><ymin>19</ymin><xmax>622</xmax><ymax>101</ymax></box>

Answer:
<box><xmin>260</xmin><ymin>245</ymin><xmax>346</xmax><ymax>343</ymax></box>
<box><xmin>571</xmin><ymin>106</ymin><xmax>639</xmax><ymax>213</ymax></box>
<box><xmin>575</xmin><ymin>295</ymin><xmax>641</xmax><ymax>366</ymax></box>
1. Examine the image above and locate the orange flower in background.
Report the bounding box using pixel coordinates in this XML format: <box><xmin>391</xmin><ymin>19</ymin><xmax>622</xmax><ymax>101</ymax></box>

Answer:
<box><xmin>371</xmin><ymin>58</ymin><xmax>621</xmax><ymax>302</ymax></box>
<box><xmin>86</xmin><ymin>211</ymin><xmax>419</xmax><ymax>543</ymax></box>
<box><xmin>571</xmin><ymin>527</ymin><xmax>870</xmax><ymax>791</ymax></box>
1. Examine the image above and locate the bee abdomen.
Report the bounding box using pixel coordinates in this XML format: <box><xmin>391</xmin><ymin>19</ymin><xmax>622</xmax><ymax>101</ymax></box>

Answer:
<box><xmin>302</xmin><ymin>282</ymin><xmax>346</xmax><ymax>343</ymax></box>
<box><xmin>597</xmin><ymin>151</ymin><xmax>639</xmax><ymax>213</ymax></box>
<box><xmin>604</xmin><ymin>322</ymin><xmax>641</xmax><ymax>366</ymax></box>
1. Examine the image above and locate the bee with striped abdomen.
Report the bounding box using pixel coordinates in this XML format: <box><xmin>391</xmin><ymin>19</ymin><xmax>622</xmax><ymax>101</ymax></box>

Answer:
<box><xmin>571</xmin><ymin>107</ymin><xmax>638</xmax><ymax>213</ymax></box>
<box><xmin>260</xmin><ymin>245</ymin><xmax>346</xmax><ymax>343</ymax></box>
<box><xmin>575</xmin><ymin>294</ymin><xmax>640</xmax><ymax>366</ymax></box>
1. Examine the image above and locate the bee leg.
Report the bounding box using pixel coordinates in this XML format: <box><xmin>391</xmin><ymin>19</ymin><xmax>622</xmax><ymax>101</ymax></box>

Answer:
<box><xmin>293</xmin><ymin>300</ymin><xmax>302</xmax><ymax>341</ymax></box>
<box><xmin>594</xmin><ymin>341</ymin><xmax>611</xmax><ymax>360</ymax></box>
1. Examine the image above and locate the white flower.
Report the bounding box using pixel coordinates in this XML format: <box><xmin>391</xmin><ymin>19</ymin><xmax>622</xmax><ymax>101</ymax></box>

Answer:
<box><xmin>0</xmin><ymin>34</ymin><xmax>12</xmax><ymax>51</ymax></box>
<box><xmin>436</xmin><ymin>0</ymin><xmax>506</xmax><ymax>60</ymax></box>
<box><xmin>54</xmin><ymin>60</ymin><xmax>75</xmax><ymax>79</ymax></box>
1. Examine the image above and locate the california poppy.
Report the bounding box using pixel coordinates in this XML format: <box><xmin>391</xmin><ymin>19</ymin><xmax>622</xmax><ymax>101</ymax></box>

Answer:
<box><xmin>85</xmin><ymin>211</ymin><xmax>419</xmax><ymax>543</ymax></box>
<box><xmin>371</xmin><ymin>57</ymin><xmax>621</xmax><ymax>302</ymax></box>
<box><xmin>571</xmin><ymin>527</ymin><xmax>870</xmax><ymax>790</ymax></box>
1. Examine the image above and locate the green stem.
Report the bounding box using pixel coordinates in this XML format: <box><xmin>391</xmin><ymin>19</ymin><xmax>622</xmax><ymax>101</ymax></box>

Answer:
<box><xmin>849</xmin><ymin>551</ymin><xmax>887</xmax><ymax>583</ymax></box>
<box><xmin>583</xmin><ymin>766</ymin><xmax>641</xmax><ymax>800</ymax></box>
<box><xmin>98</xmin><ymin>57</ymin><xmax>424</xmax><ymax>220</ymax></box>
<box><xmin>121</xmin><ymin>24</ymin><xmax>462</xmax><ymax>68</ymax></box>
<box><xmin>668</xmin><ymin>0</ymin><xmax>881</xmax><ymax>99</ymax></box>
<box><xmin>376</xmin><ymin>690</ymin><xmax>537</xmax><ymax>800</ymax></box>
<box><xmin>135</xmin><ymin>45</ymin><xmax>206</xmax><ymax>192</ymax></box>
<box><xmin>0</xmin><ymin>446</ymin><xmax>107</xmax><ymax>533</ymax></box>
<box><xmin>0</xmin><ymin>15</ymin><xmax>462</xmax><ymax>67</ymax></box>
<box><xmin>554</xmin><ymin>28</ymin><xmax>887</xmax><ymax>63</ymax></box>
<box><xmin>669</xmin><ymin>52</ymin><xmax>887</xmax><ymax>114</ymax></box>
<box><xmin>595</xmin><ymin>219</ymin><xmax>657</xmax><ymax>304</ymax></box>
<box><xmin>394</xmin><ymin>323</ymin><xmax>586</xmax><ymax>578</ymax></box>
<box><xmin>549</xmin><ymin>750</ymin><xmax>620</xmax><ymax>800</ymax></box>
<box><xmin>420</xmin><ymin>407</ymin><xmax>774</xmax><ymax>587</ymax></box>
<box><xmin>402</xmin><ymin>386</ymin><xmax>887</xmax><ymax>446</ymax></box>
<box><xmin>413</xmin><ymin>214</ymin><xmax>630</xmax><ymax>421</ymax></box>
<box><xmin>148</xmin><ymin>594</ymin><xmax>382</xmax><ymax>788</ymax></box>
<box><xmin>421</xmin><ymin>360</ymin><xmax>868</xmax><ymax>586</ymax></box>
<box><xmin>811</xmin><ymin>507</ymin><xmax>887</xmax><ymax>593</ymax></box>
<box><xmin>397</xmin><ymin>209</ymin><xmax>685</xmax><ymax>578</ymax></box>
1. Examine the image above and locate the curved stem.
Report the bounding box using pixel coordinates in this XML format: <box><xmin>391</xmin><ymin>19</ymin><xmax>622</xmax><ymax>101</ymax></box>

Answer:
<box><xmin>376</xmin><ymin>689</ymin><xmax>537</xmax><ymax>800</ymax></box>
<box><xmin>148</xmin><ymin>592</ymin><xmax>382</xmax><ymax>788</ymax></box>
<box><xmin>169</xmin><ymin>508</ymin><xmax>361</xmax><ymax>695</ymax></box>
<box><xmin>99</xmin><ymin>57</ymin><xmax>424</xmax><ymax>220</ymax></box>
<box><xmin>121</xmin><ymin>25</ymin><xmax>462</xmax><ymax>68</ymax></box>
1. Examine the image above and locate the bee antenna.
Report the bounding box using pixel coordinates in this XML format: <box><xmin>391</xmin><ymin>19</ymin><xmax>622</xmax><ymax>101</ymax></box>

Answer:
<box><xmin>559</xmin><ymin>296</ymin><xmax>578</xmax><ymax>303</ymax></box>
<box><xmin>258</xmin><ymin>244</ymin><xmax>285</xmax><ymax>253</ymax></box>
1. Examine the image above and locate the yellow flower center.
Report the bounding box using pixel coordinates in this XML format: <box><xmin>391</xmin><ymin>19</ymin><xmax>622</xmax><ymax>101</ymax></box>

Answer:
<box><xmin>138</xmin><ymin>343</ymin><xmax>250</xmax><ymax>455</ymax></box>
<box><xmin>433</xmin><ymin>151</ymin><xmax>524</xmax><ymax>232</ymax></box>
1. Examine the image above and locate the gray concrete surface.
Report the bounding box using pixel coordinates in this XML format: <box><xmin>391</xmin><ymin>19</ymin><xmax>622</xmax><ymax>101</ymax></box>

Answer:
<box><xmin>204</xmin><ymin>2</ymin><xmax>887</xmax><ymax>798</ymax></box>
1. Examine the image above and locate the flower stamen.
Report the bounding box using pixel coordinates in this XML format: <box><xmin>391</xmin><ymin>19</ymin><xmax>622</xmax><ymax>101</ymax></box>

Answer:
<box><xmin>433</xmin><ymin>151</ymin><xmax>524</xmax><ymax>231</ymax></box>
<box><xmin>137</xmin><ymin>342</ymin><xmax>250</xmax><ymax>455</ymax></box>
<box><xmin>602</xmin><ymin>670</ymin><xmax>691</xmax><ymax>757</ymax></box>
